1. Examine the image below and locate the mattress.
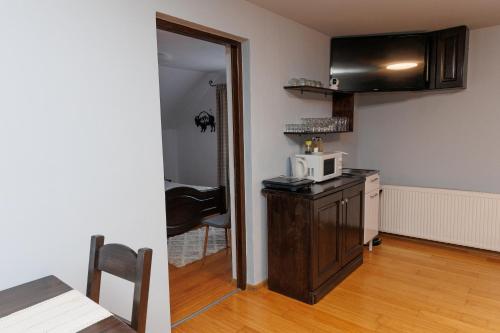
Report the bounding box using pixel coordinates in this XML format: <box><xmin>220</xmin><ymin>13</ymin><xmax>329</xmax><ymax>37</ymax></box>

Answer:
<box><xmin>164</xmin><ymin>181</ymin><xmax>214</xmax><ymax>192</ymax></box>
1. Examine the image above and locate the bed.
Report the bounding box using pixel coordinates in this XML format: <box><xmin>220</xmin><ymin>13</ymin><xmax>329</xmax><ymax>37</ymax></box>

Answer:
<box><xmin>164</xmin><ymin>181</ymin><xmax>227</xmax><ymax>237</ymax></box>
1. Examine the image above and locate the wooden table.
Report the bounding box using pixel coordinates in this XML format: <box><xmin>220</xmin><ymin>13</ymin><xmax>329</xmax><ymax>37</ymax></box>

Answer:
<box><xmin>0</xmin><ymin>275</ymin><xmax>135</xmax><ymax>333</ymax></box>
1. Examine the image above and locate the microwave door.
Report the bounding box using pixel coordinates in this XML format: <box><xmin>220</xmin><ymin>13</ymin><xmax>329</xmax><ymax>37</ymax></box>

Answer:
<box><xmin>323</xmin><ymin>158</ymin><xmax>336</xmax><ymax>176</ymax></box>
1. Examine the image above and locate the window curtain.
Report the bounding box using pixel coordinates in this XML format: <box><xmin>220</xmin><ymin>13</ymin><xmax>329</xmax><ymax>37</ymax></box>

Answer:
<box><xmin>216</xmin><ymin>84</ymin><xmax>230</xmax><ymax>217</ymax></box>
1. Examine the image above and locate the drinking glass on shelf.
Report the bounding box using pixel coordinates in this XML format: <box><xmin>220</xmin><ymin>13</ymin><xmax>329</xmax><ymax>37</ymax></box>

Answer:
<box><xmin>331</xmin><ymin>117</ymin><xmax>338</xmax><ymax>131</ymax></box>
<box><xmin>328</xmin><ymin>118</ymin><xmax>335</xmax><ymax>132</ymax></box>
<box><xmin>339</xmin><ymin>117</ymin><xmax>347</xmax><ymax>131</ymax></box>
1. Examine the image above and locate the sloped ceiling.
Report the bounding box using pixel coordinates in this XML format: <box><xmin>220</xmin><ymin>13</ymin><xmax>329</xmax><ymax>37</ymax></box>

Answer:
<box><xmin>245</xmin><ymin>0</ymin><xmax>500</xmax><ymax>36</ymax></box>
<box><xmin>157</xmin><ymin>29</ymin><xmax>226</xmax><ymax>71</ymax></box>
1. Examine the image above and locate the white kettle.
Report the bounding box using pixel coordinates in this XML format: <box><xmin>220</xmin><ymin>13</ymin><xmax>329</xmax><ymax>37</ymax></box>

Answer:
<box><xmin>292</xmin><ymin>156</ymin><xmax>309</xmax><ymax>179</ymax></box>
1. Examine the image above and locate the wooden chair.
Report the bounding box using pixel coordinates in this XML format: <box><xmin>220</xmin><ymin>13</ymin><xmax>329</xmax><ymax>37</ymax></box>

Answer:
<box><xmin>86</xmin><ymin>235</ymin><xmax>152</xmax><ymax>333</ymax></box>
<box><xmin>201</xmin><ymin>213</ymin><xmax>231</xmax><ymax>263</ymax></box>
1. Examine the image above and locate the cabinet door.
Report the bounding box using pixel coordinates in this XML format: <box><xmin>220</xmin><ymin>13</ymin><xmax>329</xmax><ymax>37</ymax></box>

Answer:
<box><xmin>312</xmin><ymin>192</ymin><xmax>343</xmax><ymax>288</ymax></box>
<box><xmin>342</xmin><ymin>184</ymin><xmax>364</xmax><ymax>265</ymax></box>
<box><xmin>435</xmin><ymin>26</ymin><xmax>468</xmax><ymax>89</ymax></box>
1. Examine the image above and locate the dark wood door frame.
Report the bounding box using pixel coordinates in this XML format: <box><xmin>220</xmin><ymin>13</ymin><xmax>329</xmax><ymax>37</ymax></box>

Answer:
<box><xmin>156</xmin><ymin>18</ymin><xmax>246</xmax><ymax>290</ymax></box>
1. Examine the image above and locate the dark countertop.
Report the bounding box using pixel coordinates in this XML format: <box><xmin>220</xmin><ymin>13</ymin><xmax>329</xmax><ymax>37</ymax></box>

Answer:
<box><xmin>262</xmin><ymin>175</ymin><xmax>364</xmax><ymax>200</ymax></box>
<box><xmin>342</xmin><ymin>168</ymin><xmax>379</xmax><ymax>178</ymax></box>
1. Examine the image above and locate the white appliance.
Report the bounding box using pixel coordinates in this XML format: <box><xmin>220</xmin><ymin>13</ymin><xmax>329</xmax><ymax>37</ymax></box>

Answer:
<box><xmin>343</xmin><ymin>169</ymin><xmax>380</xmax><ymax>251</ymax></box>
<box><xmin>292</xmin><ymin>152</ymin><xmax>345</xmax><ymax>183</ymax></box>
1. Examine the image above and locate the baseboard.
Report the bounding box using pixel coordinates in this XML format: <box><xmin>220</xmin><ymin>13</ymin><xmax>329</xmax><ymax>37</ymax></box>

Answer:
<box><xmin>381</xmin><ymin>232</ymin><xmax>500</xmax><ymax>259</ymax></box>
<box><xmin>247</xmin><ymin>280</ymin><xmax>268</xmax><ymax>290</ymax></box>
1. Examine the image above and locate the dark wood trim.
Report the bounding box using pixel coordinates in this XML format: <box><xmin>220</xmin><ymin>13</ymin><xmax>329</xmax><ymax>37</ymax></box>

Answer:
<box><xmin>156</xmin><ymin>17</ymin><xmax>247</xmax><ymax>290</ymax></box>
<box><xmin>156</xmin><ymin>19</ymin><xmax>240</xmax><ymax>47</ymax></box>
<box><xmin>230</xmin><ymin>43</ymin><xmax>247</xmax><ymax>290</ymax></box>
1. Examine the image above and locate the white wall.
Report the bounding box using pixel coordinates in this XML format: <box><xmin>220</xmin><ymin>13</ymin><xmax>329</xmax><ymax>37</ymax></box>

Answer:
<box><xmin>162</xmin><ymin>129</ymin><xmax>180</xmax><ymax>181</ymax></box>
<box><xmin>158</xmin><ymin>66</ymin><xmax>211</xmax><ymax>182</ymax></box>
<box><xmin>0</xmin><ymin>1</ymin><xmax>171</xmax><ymax>332</ymax></box>
<box><xmin>353</xmin><ymin>25</ymin><xmax>500</xmax><ymax>194</ymax></box>
<box><xmin>159</xmin><ymin>66</ymin><xmax>206</xmax><ymax>130</ymax></box>
<box><xmin>160</xmin><ymin>69</ymin><xmax>226</xmax><ymax>187</ymax></box>
<box><xmin>0</xmin><ymin>0</ymin><xmax>338</xmax><ymax>331</ymax></box>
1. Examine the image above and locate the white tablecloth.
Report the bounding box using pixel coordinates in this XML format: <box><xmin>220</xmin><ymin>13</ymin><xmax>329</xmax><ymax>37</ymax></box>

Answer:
<box><xmin>0</xmin><ymin>290</ymin><xmax>112</xmax><ymax>333</ymax></box>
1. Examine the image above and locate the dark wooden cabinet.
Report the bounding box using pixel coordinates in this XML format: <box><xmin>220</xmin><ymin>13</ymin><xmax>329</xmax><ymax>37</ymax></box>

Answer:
<box><xmin>429</xmin><ymin>26</ymin><xmax>469</xmax><ymax>89</ymax></box>
<box><xmin>264</xmin><ymin>177</ymin><xmax>364</xmax><ymax>304</ymax></box>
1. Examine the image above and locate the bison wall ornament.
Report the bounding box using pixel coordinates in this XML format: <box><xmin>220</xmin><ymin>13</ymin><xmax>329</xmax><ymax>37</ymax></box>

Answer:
<box><xmin>194</xmin><ymin>110</ymin><xmax>216</xmax><ymax>133</ymax></box>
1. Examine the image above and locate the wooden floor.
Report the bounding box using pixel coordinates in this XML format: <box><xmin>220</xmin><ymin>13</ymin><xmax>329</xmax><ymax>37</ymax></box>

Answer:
<box><xmin>173</xmin><ymin>235</ymin><xmax>500</xmax><ymax>332</ymax></box>
<box><xmin>169</xmin><ymin>248</ymin><xmax>235</xmax><ymax>323</ymax></box>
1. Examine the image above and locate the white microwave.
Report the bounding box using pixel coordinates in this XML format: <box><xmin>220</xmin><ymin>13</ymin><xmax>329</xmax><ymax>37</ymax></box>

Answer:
<box><xmin>292</xmin><ymin>152</ymin><xmax>346</xmax><ymax>182</ymax></box>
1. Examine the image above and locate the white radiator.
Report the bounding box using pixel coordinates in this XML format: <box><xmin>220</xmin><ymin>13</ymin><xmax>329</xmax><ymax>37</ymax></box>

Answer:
<box><xmin>380</xmin><ymin>185</ymin><xmax>500</xmax><ymax>252</ymax></box>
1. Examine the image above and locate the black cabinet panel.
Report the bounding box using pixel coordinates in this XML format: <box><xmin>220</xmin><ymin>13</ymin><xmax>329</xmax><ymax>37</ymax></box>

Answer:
<box><xmin>266</xmin><ymin>194</ymin><xmax>311</xmax><ymax>303</ymax></box>
<box><xmin>312</xmin><ymin>192</ymin><xmax>343</xmax><ymax>289</ymax></box>
<box><xmin>434</xmin><ymin>26</ymin><xmax>469</xmax><ymax>89</ymax></box>
<box><xmin>342</xmin><ymin>185</ymin><xmax>364</xmax><ymax>265</ymax></box>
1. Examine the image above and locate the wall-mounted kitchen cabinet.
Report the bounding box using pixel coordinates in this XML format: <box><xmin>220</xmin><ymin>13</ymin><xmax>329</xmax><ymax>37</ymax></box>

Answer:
<box><xmin>428</xmin><ymin>26</ymin><xmax>469</xmax><ymax>89</ymax></box>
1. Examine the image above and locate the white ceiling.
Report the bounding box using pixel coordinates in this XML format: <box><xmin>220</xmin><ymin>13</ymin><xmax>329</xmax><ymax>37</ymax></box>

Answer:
<box><xmin>156</xmin><ymin>29</ymin><xmax>226</xmax><ymax>71</ymax></box>
<box><xmin>245</xmin><ymin>0</ymin><xmax>500</xmax><ymax>36</ymax></box>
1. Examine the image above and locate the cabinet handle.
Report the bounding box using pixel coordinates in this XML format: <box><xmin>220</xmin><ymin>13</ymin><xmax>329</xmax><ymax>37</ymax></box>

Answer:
<box><xmin>370</xmin><ymin>178</ymin><xmax>380</xmax><ymax>183</ymax></box>
<box><xmin>341</xmin><ymin>200</ymin><xmax>345</xmax><ymax>205</ymax></box>
<box><xmin>370</xmin><ymin>193</ymin><xmax>379</xmax><ymax>198</ymax></box>
<box><xmin>345</xmin><ymin>198</ymin><xmax>349</xmax><ymax>203</ymax></box>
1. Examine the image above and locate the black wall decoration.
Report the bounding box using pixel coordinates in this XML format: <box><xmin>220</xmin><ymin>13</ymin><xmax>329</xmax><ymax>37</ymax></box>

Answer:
<box><xmin>194</xmin><ymin>110</ymin><xmax>216</xmax><ymax>133</ymax></box>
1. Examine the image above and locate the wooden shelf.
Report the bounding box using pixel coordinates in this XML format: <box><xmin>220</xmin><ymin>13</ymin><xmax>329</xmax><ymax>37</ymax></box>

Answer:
<box><xmin>284</xmin><ymin>131</ymin><xmax>352</xmax><ymax>135</ymax></box>
<box><xmin>284</xmin><ymin>85</ymin><xmax>355</xmax><ymax>133</ymax></box>
<box><xmin>284</xmin><ymin>85</ymin><xmax>351</xmax><ymax>96</ymax></box>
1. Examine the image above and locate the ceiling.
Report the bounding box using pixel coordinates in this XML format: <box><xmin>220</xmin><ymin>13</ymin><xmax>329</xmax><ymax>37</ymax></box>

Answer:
<box><xmin>245</xmin><ymin>0</ymin><xmax>500</xmax><ymax>36</ymax></box>
<box><xmin>156</xmin><ymin>29</ymin><xmax>226</xmax><ymax>72</ymax></box>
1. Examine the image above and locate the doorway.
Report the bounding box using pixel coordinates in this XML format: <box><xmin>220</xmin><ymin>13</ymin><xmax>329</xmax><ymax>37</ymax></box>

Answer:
<box><xmin>156</xmin><ymin>17</ymin><xmax>246</xmax><ymax>326</ymax></box>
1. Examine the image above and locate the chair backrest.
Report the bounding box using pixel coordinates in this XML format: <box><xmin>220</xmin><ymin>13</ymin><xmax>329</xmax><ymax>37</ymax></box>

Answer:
<box><xmin>86</xmin><ymin>235</ymin><xmax>152</xmax><ymax>333</ymax></box>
